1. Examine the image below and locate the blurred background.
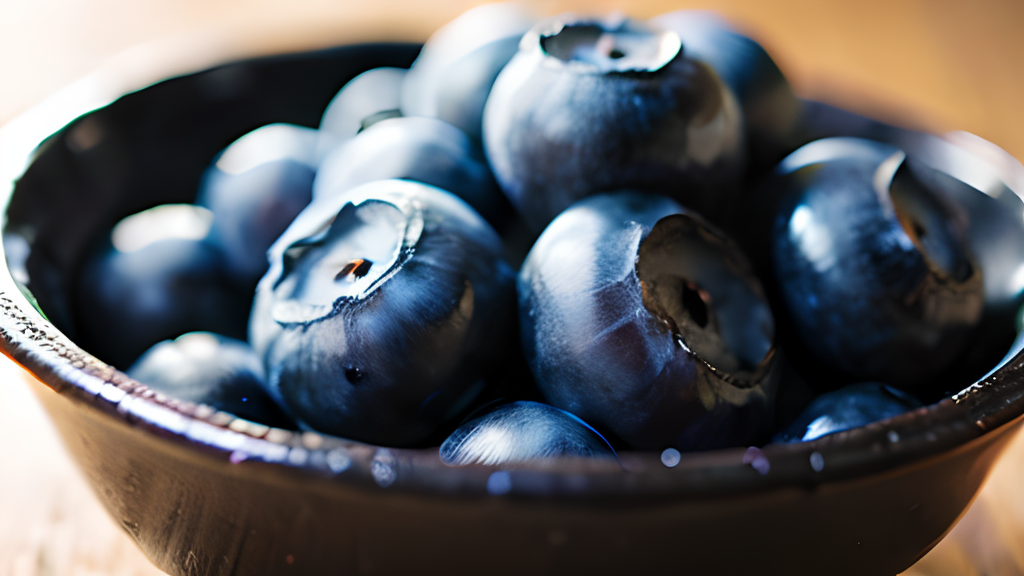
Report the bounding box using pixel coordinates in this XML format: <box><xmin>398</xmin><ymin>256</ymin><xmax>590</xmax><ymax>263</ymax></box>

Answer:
<box><xmin>0</xmin><ymin>0</ymin><xmax>1022</xmax><ymax>574</ymax></box>
<box><xmin>2</xmin><ymin>0</ymin><xmax>1023</xmax><ymax>161</ymax></box>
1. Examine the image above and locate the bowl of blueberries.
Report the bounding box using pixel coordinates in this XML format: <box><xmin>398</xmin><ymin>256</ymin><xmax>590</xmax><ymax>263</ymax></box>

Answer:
<box><xmin>3</xmin><ymin>4</ymin><xmax>1024</xmax><ymax>575</ymax></box>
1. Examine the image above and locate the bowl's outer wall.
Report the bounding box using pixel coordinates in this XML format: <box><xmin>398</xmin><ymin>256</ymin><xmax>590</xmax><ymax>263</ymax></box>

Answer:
<box><xmin>4</xmin><ymin>42</ymin><xmax>1024</xmax><ymax>576</ymax></box>
<box><xmin>26</xmin><ymin>369</ymin><xmax>1023</xmax><ymax>576</ymax></box>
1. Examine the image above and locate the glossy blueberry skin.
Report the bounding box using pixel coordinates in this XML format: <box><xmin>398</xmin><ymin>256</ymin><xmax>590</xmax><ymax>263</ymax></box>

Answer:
<box><xmin>440</xmin><ymin>401</ymin><xmax>618</xmax><ymax>467</ymax></box>
<box><xmin>317</xmin><ymin>67</ymin><xmax>406</xmax><ymax>158</ymax></box>
<box><xmin>431</xmin><ymin>36</ymin><xmax>523</xmax><ymax>143</ymax></box>
<box><xmin>766</xmin><ymin>137</ymin><xmax>984</xmax><ymax>389</ymax></box>
<box><xmin>773</xmin><ymin>382</ymin><xmax>922</xmax><ymax>444</ymax></box>
<box><xmin>781</xmin><ymin>108</ymin><xmax>1024</xmax><ymax>384</ymax></box>
<box><xmin>519</xmin><ymin>192</ymin><xmax>778</xmax><ymax>452</ymax></box>
<box><xmin>197</xmin><ymin>124</ymin><xmax>317</xmax><ymax>288</ymax></box>
<box><xmin>127</xmin><ymin>332</ymin><xmax>293</xmax><ymax>428</ymax></box>
<box><xmin>483</xmin><ymin>15</ymin><xmax>745</xmax><ymax>232</ymax></box>
<box><xmin>76</xmin><ymin>208</ymin><xmax>249</xmax><ymax>369</ymax></box>
<box><xmin>314</xmin><ymin>116</ymin><xmax>510</xmax><ymax>229</ymax></box>
<box><xmin>250</xmin><ymin>179</ymin><xmax>517</xmax><ymax>446</ymax></box>
<box><xmin>651</xmin><ymin>10</ymin><xmax>802</xmax><ymax>173</ymax></box>
<box><xmin>401</xmin><ymin>2</ymin><xmax>536</xmax><ymax>142</ymax></box>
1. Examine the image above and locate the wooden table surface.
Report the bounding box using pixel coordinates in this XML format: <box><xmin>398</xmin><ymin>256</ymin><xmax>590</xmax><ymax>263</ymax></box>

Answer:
<box><xmin>1</xmin><ymin>1</ymin><xmax>1023</xmax><ymax>574</ymax></box>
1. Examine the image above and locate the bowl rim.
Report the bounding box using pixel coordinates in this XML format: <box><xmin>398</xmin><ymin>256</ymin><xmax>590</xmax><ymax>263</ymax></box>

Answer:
<box><xmin>3</xmin><ymin>41</ymin><xmax>1024</xmax><ymax>502</ymax></box>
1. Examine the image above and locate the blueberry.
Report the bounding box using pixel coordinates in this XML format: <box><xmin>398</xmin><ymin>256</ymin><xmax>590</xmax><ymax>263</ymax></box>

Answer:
<box><xmin>777</xmin><ymin>108</ymin><xmax>1024</xmax><ymax>384</ymax></box>
<box><xmin>483</xmin><ymin>15</ymin><xmax>745</xmax><ymax>232</ymax></box>
<box><xmin>440</xmin><ymin>401</ymin><xmax>618</xmax><ymax>467</ymax></box>
<box><xmin>318</xmin><ymin>67</ymin><xmax>406</xmax><ymax>158</ymax></box>
<box><xmin>519</xmin><ymin>191</ymin><xmax>778</xmax><ymax>451</ymax></box>
<box><xmin>431</xmin><ymin>36</ymin><xmax>523</xmax><ymax>142</ymax></box>
<box><xmin>401</xmin><ymin>2</ymin><xmax>537</xmax><ymax>141</ymax></box>
<box><xmin>314</xmin><ymin>116</ymin><xmax>510</xmax><ymax>228</ymax></box>
<box><xmin>766</xmin><ymin>137</ymin><xmax>984</xmax><ymax>389</ymax></box>
<box><xmin>651</xmin><ymin>10</ymin><xmax>802</xmax><ymax>172</ymax></box>
<box><xmin>197</xmin><ymin>123</ymin><xmax>317</xmax><ymax>288</ymax></box>
<box><xmin>128</xmin><ymin>332</ymin><xmax>293</xmax><ymax>428</ymax></box>
<box><xmin>75</xmin><ymin>205</ymin><xmax>250</xmax><ymax>368</ymax></box>
<box><xmin>773</xmin><ymin>382</ymin><xmax>922</xmax><ymax>443</ymax></box>
<box><xmin>249</xmin><ymin>179</ymin><xmax>516</xmax><ymax>446</ymax></box>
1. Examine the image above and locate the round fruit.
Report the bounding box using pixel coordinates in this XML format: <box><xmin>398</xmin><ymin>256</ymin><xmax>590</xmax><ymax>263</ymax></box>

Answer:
<box><xmin>197</xmin><ymin>123</ymin><xmax>317</xmax><ymax>288</ymax></box>
<box><xmin>314</xmin><ymin>117</ymin><xmax>509</xmax><ymax>228</ymax></box>
<box><xmin>76</xmin><ymin>204</ymin><xmax>250</xmax><ymax>368</ymax></box>
<box><xmin>519</xmin><ymin>191</ymin><xmax>778</xmax><ymax>451</ymax></box>
<box><xmin>250</xmin><ymin>179</ymin><xmax>516</xmax><ymax>446</ymax></box>
<box><xmin>401</xmin><ymin>2</ymin><xmax>537</xmax><ymax>141</ymax></box>
<box><xmin>128</xmin><ymin>332</ymin><xmax>293</xmax><ymax>428</ymax></box>
<box><xmin>318</xmin><ymin>66</ymin><xmax>406</xmax><ymax>157</ymax></box>
<box><xmin>767</xmin><ymin>137</ymin><xmax>984</xmax><ymax>388</ymax></box>
<box><xmin>440</xmin><ymin>401</ymin><xmax>618</xmax><ymax>467</ymax></box>
<box><xmin>483</xmin><ymin>14</ymin><xmax>745</xmax><ymax>231</ymax></box>
<box><xmin>773</xmin><ymin>382</ymin><xmax>922</xmax><ymax>443</ymax></box>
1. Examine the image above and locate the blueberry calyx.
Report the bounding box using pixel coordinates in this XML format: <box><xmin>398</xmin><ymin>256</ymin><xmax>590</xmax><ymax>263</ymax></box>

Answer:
<box><xmin>535</xmin><ymin>17</ymin><xmax>682</xmax><ymax>75</ymax></box>
<box><xmin>336</xmin><ymin>258</ymin><xmax>374</xmax><ymax>281</ymax></box>
<box><xmin>269</xmin><ymin>196</ymin><xmax>424</xmax><ymax>325</ymax></box>
<box><xmin>865</xmin><ymin>149</ymin><xmax>983</xmax><ymax>326</ymax></box>
<box><xmin>886</xmin><ymin>154</ymin><xmax>975</xmax><ymax>285</ymax></box>
<box><xmin>636</xmin><ymin>213</ymin><xmax>775</xmax><ymax>386</ymax></box>
<box><xmin>680</xmin><ymin>281</ymin><xmax>711</xmax><ymax>328</ymax></box>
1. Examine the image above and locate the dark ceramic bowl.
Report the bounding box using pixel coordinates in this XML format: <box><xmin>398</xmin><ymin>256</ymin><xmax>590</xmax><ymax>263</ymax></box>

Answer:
<box><xmin>3</xmin><ymin>43</ymin><xmax>1024</xmax><ymax>576</ymax></box>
